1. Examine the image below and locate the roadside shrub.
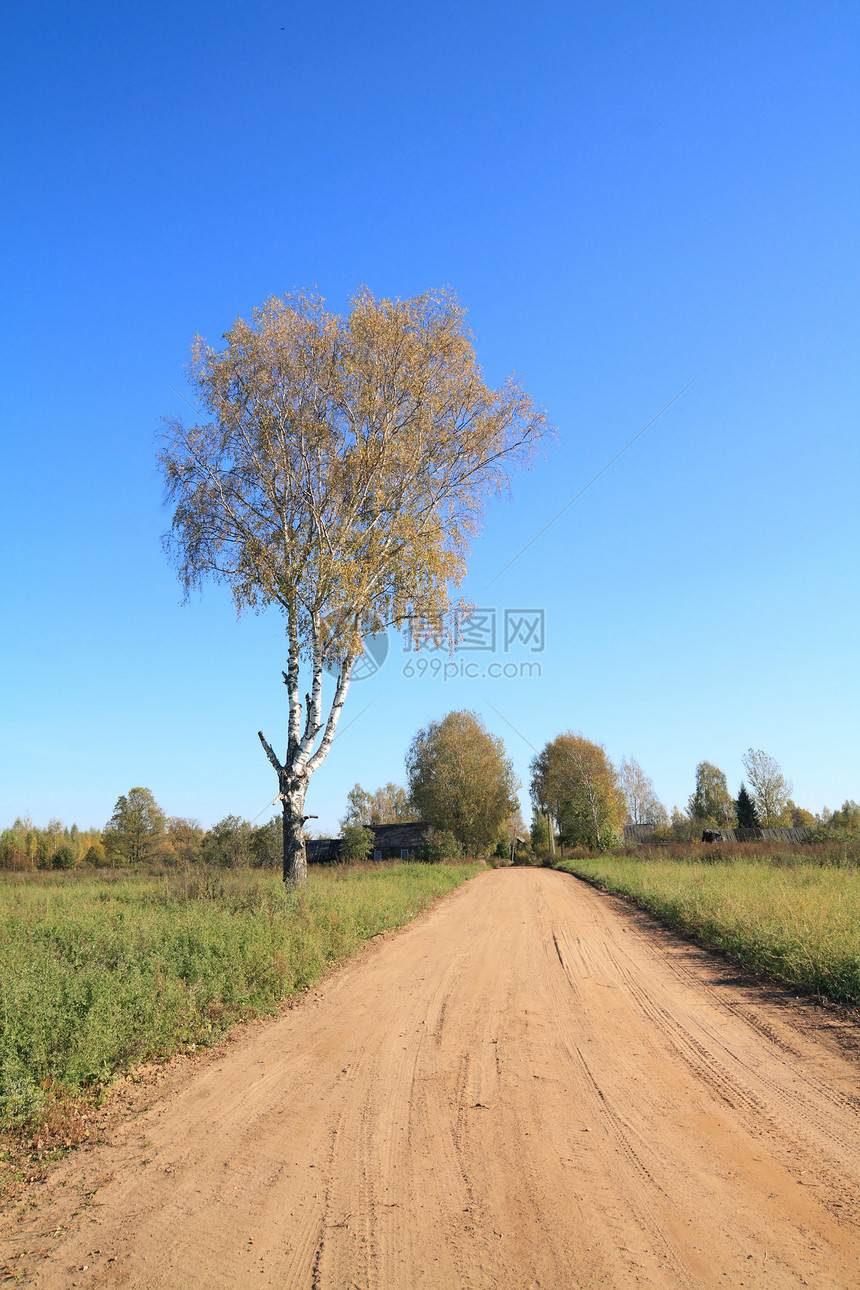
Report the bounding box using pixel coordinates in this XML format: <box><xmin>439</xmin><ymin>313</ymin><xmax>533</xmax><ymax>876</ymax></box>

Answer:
<box><xmin>83</xmin><ymin>841</ymin><xmax>108</xmax><ymax>867</ymax></box>
<box><xmin>421</xmin><ymin>830</ymin><xmax>462</xmax><ymax>864</ymax></box>
<box><xmin>340</xmin><ymin>824</ymin><xmax>375</xmax><ymax>865</ymax></box>
<box><xmin>52</xmin><ymin>844</ymin><xmax>76</xmax><ymax>870</ymax></box>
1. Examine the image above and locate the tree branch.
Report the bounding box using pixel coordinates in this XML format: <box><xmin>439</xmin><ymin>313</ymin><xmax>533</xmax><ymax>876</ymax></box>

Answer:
<box><xmin>258</xmin><ymin>730</ymin><xmax>284</xmax><ymax>781</ymax></box>
<box><xmin>306</xmin><ymin>655</ymin><xmax>355</xmax><ymax>775</ymax></box>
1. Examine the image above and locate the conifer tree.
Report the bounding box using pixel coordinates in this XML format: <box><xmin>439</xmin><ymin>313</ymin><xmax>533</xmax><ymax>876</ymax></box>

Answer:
<box><xmin>735</xmin><ymin>782</ymin><xmax>759</xmax><ymax>828</ymax></box>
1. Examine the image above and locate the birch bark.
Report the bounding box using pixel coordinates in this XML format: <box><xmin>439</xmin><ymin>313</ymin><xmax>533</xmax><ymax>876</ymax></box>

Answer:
<box><xmin>259</xmin><ymin>617</ymin><xmax>355</xmax><ymax>884</ymax></box>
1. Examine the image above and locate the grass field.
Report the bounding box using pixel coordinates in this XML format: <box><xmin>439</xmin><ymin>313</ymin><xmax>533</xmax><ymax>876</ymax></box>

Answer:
<box><xmin>557</xmin><ymin>850</ymin><xmax>860</xmax><ymax>1006</ymax></box>
<box><xmin>0</xmin><ymin>862</ymin><xmax>479</xmax><ymax>1133</ymax></box>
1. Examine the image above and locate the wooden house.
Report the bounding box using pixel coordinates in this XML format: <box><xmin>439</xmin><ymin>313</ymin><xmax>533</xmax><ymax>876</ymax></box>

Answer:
<box><xmin>367</xmin><ymin>823</ymin><xmax>434</xmax><ymax>861</ymax></box>
<box><xmin>306</xmin><ymin>837</ymin><xmax>343</xmax><ymax>864</ymax></box>
<box><xmin>306</xmin><ymin>823</ymin><xmax>434</xmax><ymax>864</ymax></box>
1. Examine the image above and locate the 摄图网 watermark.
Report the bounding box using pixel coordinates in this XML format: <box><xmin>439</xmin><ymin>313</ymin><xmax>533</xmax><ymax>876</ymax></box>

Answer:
<box><xmin>403</xmin><ymin>607</ymin><xmax>545</xmax><ymax>656</ymax></box>
<box><xmin>329</xmin><ymin>608</ymin><xmax>547</xmax><ymax>683</ymax></box>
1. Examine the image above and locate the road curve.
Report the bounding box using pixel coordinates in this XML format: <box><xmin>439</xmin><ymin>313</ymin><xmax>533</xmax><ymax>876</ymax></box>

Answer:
<box><xmin>9</xmin><ymin>867</ymin><xmax>860</xmax><ymax>1289</ymax></box>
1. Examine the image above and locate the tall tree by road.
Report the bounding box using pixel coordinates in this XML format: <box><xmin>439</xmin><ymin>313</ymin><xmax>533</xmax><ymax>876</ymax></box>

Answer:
<box><xmin>160</xmin><ymin>289</ymin><xmax>550</xmax><ymax>883</ymax></box>
<box><xmin>741</xmin><ymin>749</ymin><xmax>793</xmax><ymax>827</ymax></box>
<box><xmin>687</xmin><ymin>761</ymin><xmax>735</xmax><ymax>828</ymax></box>
<box><xmin>406</xmin><ymin>710</ymin><xmax>519</xmax><ymax>855</ymax></box>
<box><xmin>531</xmin><ymin>734</ymin><xmax>625</xmax><ymax>851</ymax></box>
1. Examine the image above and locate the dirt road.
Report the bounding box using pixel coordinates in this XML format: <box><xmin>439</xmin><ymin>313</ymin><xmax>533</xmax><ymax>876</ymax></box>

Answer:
<box><xmin>7</xmin><ymin>867</ymin><xmax>860</xmax><ymax>1289</ymax></box>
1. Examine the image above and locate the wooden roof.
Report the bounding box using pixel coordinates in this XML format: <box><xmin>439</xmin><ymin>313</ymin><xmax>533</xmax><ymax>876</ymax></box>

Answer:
<box><xmin>369</xmin><ymin>823</ymin><xmax>432</xmax><ymax>849</ymax></box>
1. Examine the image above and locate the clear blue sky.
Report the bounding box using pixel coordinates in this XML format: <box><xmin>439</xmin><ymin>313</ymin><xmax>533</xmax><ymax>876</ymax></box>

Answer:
<box><xmin>2</xmin><ymin>1</ymin><xmax>858</xmax><ymax>834</ymax></box>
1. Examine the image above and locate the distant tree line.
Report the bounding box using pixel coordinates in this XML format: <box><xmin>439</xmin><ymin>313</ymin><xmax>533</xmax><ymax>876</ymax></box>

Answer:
<box><xmin>337</xmin><ymin>725</ymin><xmax>831</xmax><ymax>862</ymax></box>
<box><xmin>2</xmin><ymin>738</ymin><xmax>855</xmax><ymax>872</ymax></box>
<box><xmin>0</xmin><ymin>789</ymin><xmax>285</xmax><ymax>872</ymax></box>
<box><xmin>654</xmin><ymin>749</ymin><xmax>818</xmax><ymax>842</ymax></box>
<box><xmin>0</xmin><ymin>818</ymin><xmax>104</xmax><ymax>871</ymax></box>
<box><xmin>526</xmin><ymin>739</ymin><xmax>837</xmax><ymax>854</ymax></box>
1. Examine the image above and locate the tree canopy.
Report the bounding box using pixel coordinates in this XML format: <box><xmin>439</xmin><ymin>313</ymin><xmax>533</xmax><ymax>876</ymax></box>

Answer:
<box><xmin>104</xmin><ymin>788</ymin><xmax>167</xmax><ymax>866</ymax></box>
<box><xmin>687</xmin><ymin>761</ymin><xmax>735</xmax><ymax>828</ymax></box>
<box><xmin>618</xmin><ymin>757</ymin><xmax>667</xmax><ymax>827</ymax></box>
<box><xmin>741</xmin><ymin>749</ymin><xmax>793</xmax><ymax>827</ymax></box>
<box><xmin>340</xmin><ymin>782</ymin><xmax>414</xmax><ymax>830</ymax></box>
<box><xmin>160</xmin><ymin>288</ymin><xmax>549</xmax><ymax>882</ymax></box>
<box><xmin>531</xmin><ymin>733</ymin><xmax>625</xmax><ymax>851</ymax></box>
<box><xmin>406</xmin><ymin>710</ymin><xmax>518</xmax><ymax>855</ymax></box>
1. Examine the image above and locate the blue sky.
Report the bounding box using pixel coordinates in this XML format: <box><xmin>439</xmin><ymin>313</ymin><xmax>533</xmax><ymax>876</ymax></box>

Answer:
<box><xmin>2</xmin><ymin>0</ymin><xmax>858</xmax><ymax>834</ymax></box>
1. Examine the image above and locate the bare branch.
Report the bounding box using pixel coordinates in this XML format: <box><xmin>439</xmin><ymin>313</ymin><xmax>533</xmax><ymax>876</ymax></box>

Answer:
<box><xmin>258</xmin><ymin>730</ymin><xmax>284</xmax><ymax>780</ymax></box>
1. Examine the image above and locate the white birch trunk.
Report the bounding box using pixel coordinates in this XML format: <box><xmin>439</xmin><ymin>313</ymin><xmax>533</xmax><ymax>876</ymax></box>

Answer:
<box><xmin>282</xmin><ymin>775</ymin><xmax>308</xmax><ymax>886</ymax></box>
<box><xmin>259</xmin><ymin>617</ymin><xmax>356</xmax><ymax>885</ymax></box>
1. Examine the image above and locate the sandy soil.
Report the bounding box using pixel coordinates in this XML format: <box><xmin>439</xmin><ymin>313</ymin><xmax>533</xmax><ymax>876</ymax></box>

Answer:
<box><xmin>4</xmin><ymin>867</ymin><xmax>860</xmax><ymax>1289</ymax></box>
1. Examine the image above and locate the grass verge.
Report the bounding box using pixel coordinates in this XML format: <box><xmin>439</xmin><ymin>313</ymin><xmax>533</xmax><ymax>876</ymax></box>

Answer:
<box><xmin>0</xmin><ymin>862</ymin><xmax>479</xmax><ymax>1153</ymax></box>
<box><xmin>556</xmin><ymin>853</ymin><xmax>860</xmax><ymax>1006</ymax></box>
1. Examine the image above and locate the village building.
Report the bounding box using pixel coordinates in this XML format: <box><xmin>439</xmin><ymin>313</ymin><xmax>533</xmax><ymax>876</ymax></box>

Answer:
<box><xmin>307</xmin><ymin>822</ymin><xmax>435</xmax><ymax>864</ymax></box>
<box><xmin>305</xmin><ymin>837</ymin><xmax>343</xmax><ymax>864</ymax></box>
<box><xmin>366</xmin><ymin>823</ymin><xmax>434</xmax><ymax>860</ymax></box>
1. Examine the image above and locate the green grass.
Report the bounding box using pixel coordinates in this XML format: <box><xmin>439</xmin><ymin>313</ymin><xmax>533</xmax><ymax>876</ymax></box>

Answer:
<box><xmin>0</xmin><ymin>862</ymin><xmax>478</xmax><ymax>1129</ymax></box>
<box><xmin>556</xmin><ymin>852</ymin><xmax>860</xmax><ymax>1006</ymax></box>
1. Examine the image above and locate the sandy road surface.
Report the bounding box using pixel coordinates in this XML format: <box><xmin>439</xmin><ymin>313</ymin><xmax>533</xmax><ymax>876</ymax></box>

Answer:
<box><xmin>6</xmin><ymin>867</ymin><xmax>860</xmax><ymax>1289</ymax></box>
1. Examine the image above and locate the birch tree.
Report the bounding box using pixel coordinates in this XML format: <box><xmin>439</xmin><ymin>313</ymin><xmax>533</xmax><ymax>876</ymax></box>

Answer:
<box><xmin>741</xmin><ymin>749</ymin><xmax>793</xmax><ymax>827</ymax></box>
<box><xmin>340</xmin><ymin>782</ymin><xmax>413</xmax><ymax>829</ymax></box>
<box><xmin>687</xmin><ymin>761</ymin><xmax>735</xmax><ymax>828</ymax></box>
<box><xmin>618</xmin><ymin>756</ymin><xmax>667</xmax><ymax>826</ymax></box>
<box><xmin>159</xmin><ymin>288</ymin><xmax>549</xmax><ymax>883</ymax></box>
<box><xmin>530</xmin><ymin>733</ymin><xmax>625</xmax><ymax>851</ymax></box>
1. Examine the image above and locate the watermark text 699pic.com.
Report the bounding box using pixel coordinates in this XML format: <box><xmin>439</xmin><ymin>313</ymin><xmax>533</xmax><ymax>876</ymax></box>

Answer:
<box><xmin>402</xmin><ymin>656</ymin><xmax>542</xmax><ymax>683</ymax></box>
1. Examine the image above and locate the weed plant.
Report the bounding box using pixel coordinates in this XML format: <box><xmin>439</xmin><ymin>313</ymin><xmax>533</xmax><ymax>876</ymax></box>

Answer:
<box><xmin>557</xmin><ymin>849</ymin><xmax>860</xmax><ymax>1005</ymax></box>
<box><xmin>0</xmin><ymin>862</ymin><xmax>478</xmax><ymax>1133</ymax></box>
